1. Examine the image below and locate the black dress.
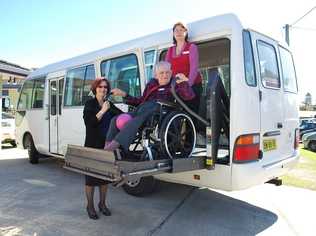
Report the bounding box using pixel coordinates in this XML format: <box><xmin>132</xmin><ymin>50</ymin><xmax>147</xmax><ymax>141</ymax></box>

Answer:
<box><xmin>83</xmin><ymin>98</ymin><xmax>122</xmax><ymax>186</ymax></box>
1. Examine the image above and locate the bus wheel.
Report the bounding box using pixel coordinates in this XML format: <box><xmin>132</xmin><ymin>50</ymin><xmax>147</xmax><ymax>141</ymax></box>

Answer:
<box><xmin>10</xmin><ymin>141</ymin><xmax>17</xmax><ymax>147</ymax></box>
<box><xmin>308</xmin><ymin>141</ymin><xmax>316</xmax><ymax>152</ymax></box>
<box><xmin>23</xmin><ymin>134</ymin><xmax>39</xmax><ymax>164</ymax></box>
<box><xmin>122</xmin><ymin>176</ymin><xmax>157</xmax><ymax>197</ymax></box>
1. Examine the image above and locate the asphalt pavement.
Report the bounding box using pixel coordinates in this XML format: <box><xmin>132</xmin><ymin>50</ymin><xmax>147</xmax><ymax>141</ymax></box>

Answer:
<box><xmin>0</xmin><ymin>147</ymin><xmax>315</xmax><ymax>236</ymax></box>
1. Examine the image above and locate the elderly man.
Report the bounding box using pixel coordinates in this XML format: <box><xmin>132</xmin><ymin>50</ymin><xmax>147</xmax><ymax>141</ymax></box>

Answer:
<box><xmin>104</xmin><ymin>61</ymin><xmax>195</xmax><ymax>151</ymax></box>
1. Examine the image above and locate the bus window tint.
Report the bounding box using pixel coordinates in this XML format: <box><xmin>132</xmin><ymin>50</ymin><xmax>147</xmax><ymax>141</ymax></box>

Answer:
<box><xmin>145</xmin><ymin>50</ymin><xmax>155</xmax><ymax>82</ymax></box>
<box><xmin>82</xmin><ymin>65</ymin><xmax>95</xmax><ymax>104</ymax></box>
<box><xmin>101</xmin><ymin>54</ymin><xmax>141</xmax><ymax>103</ymax></box>
<box><xmin>257</xmin><ymin>41</ymin><xmax>280</xmax><ymax>88</ymax></box>
<box><xmin>31</xmin><ymin>79</ymin><xmax>45</xmax><ymax>108</ymax></box>
<box><xmin>279</xmin><ymin>47</ymin><xmax>297</xmax><ymax>93</ymax></box>
<box><xmin>243</xmin><ymin>30</ymin><xmax>256</xmax><ymax>86</ymax></box>
<box><xmin>64</xmin><ymin>67</ymin><xmax>86</xmax><ymax>106</ymax></box>
<box><xmin>17</xmin><ymin>80</ymin><xmax>34</xmax><ymax>110</ymax></box>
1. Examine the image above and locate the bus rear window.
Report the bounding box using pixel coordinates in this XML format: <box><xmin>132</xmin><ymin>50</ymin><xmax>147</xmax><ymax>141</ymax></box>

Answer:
<box><xmin>279</xmin><ymin>47</ymin><xmax>297</xmax><ymax>93</ymax></box>
<box><xmin>257</xmin><ymin>41</ymin><xmax>280</xmax><ymax>89</ymax></box>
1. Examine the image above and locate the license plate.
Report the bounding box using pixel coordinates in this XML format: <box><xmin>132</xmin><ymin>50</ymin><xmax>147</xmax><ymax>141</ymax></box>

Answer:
<box><xmin>263</xmin><ymin>139</ymin><xmax>277</xmax><ymax>152</ymax></box>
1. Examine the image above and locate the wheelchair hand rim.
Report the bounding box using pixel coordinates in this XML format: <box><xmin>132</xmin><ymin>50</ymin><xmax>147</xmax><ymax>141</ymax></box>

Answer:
<box><xmin>163</xmin><ymin>113</ymin><xmax>196</xmax><ymax>159</ymax></box>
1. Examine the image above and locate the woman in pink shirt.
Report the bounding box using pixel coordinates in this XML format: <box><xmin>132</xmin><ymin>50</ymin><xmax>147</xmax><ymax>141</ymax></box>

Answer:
<box><xmin>165</xmin><ymin>22</ymin><xmax>203</xmax><ymax>128</ymax></box>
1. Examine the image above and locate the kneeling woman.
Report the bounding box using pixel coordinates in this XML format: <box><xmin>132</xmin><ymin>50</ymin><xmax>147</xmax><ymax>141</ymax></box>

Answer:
<box><xmin>83</xmin><ymin>78</ymin><xmax>122</xmax><ymax>220</ymax></box>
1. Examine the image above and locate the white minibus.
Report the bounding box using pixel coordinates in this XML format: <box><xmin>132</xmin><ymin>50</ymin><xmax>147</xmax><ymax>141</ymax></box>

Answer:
<box><xmin>16</xmin><ymin>14</ymin><xmax>299</xmax><ymax>195</ymax></box>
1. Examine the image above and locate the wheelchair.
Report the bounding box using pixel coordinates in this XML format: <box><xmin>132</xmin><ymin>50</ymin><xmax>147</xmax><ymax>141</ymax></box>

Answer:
<box><xmin>118</xmin><ymin>100</ymin><xmax>197</xmax><ymax>161</ymax></box>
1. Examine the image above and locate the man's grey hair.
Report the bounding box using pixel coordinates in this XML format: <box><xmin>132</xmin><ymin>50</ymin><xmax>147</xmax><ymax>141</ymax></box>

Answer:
<box><xmin>154</xmin><ymin>61</ymin><xmax>171</xmax><ymax>73</ymax></box>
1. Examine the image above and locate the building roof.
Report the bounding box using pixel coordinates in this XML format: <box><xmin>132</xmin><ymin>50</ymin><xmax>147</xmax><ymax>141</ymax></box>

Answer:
<box><xmin>0</xmin><ymin>60</ymin><xmax>30</xmax><ymax>77</ymax></box>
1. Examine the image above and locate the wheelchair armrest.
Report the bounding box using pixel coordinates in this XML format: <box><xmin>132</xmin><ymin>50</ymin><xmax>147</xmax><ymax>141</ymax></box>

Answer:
<box><xmin>128</xmin><ymin>104</ymin><xmax>137</xmax><ymax>112</ymax></box>
<box><xmin>156</xmin><ymin>100</ymin><xmax>178</xmax><ymax>108</ymax></box>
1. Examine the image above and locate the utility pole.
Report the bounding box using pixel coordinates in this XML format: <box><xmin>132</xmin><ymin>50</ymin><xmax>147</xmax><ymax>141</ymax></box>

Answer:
<box><xmin>285</xmin><ymin>24</ymin><xmax>290</xmax><ymax>45</ymax></box>
<box><xmin>284</xmin><ymin>6</ymin><xmax>316</xmax><ymax>46</ymax></box>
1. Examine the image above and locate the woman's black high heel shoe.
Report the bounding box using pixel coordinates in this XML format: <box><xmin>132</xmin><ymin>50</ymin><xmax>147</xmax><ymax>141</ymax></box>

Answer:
<box><xmin>98</xmin><ymin>203</ymin><xmax>111</xmax><ymax>216</ymax></box>
<box><xmin>86</xmin><ymin>207</ymin><xmax>99</xmax><ymax>220</ymax></box>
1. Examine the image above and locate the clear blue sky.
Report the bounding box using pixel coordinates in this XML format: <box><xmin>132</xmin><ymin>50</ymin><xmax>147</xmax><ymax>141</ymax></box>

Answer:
<box><xmin>1</xmin><ymin>0</ymin><xmax>315</xmax><ymax>102</ymax></box>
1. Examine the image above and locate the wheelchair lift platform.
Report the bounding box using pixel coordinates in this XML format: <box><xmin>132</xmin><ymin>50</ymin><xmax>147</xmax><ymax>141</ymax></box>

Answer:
<box><xmin>64</xmin><ymin>145</ymin><xmax>206</xmax><ymax>184</ymax></box>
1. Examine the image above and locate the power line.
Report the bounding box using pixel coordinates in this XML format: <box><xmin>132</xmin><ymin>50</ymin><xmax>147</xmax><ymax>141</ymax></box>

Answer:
<box><xmin>291</xmin><ymin>6</ymin><xmax>316</xmax><ymax>26</ymax></box>
<box><xmin>284</xmin><ymin>6</ymin><xmax>316</xmax><ymax>45</ymax></box>
<box><xmin>292</xmin><ymin>26</ymin><xmax>316</xmax><ymax>31</ymax></box>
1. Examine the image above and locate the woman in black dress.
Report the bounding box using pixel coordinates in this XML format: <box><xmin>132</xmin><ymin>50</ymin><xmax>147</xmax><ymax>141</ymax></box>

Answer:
<box><xmin>83</xmin><ymin>77</ymin><xmax>122</xmax><ymax>220</ymax></box>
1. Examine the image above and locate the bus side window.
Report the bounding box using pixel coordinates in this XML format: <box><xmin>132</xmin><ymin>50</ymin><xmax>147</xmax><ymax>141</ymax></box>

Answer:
<box><xmin>31</xmin><ymin>78</ymin><xmax>45</xmax><ymax>109</ymax></box>
<box><xmin>59</xmin><ymin>78</ymin><xmax>64</xmax><ymax>114</ymax></box>
<box><xmin>100</xmin><ymin>54</ymin><xmax>141</xmax><ymax>103</ymax></box>
<box><xmin>279</xmin><ymin>47</ymin><xmax>297</xmax><ymax>93</ymax></box>
<box><xmin>243</xmin><ymin>30</ymin><xmax>256</xmax><ymax>86</ymax></box>
<box><xmin>17</xmin><ymin>80</ymin><xmax>34</xmax><ymax>110</ymax></box>
<box><xmin>257</xmin><ymin>41</ymin><xmax>280</xmax><ymax>89</ymax></box>
<box><xmin>50</xmin><ymin>80</ymin><xmax>57</xmax><ymax>116</ymax></box>
<box><xmin>82</xmin><ymin>65</ymin><xmax>96</xmax><ymax>105</ymax></box>
<box><xmin>144</xmin><ymin>50</ymin><xmax>156</xmax><ymax>82</ymax></box>
<box><xmin>64</xmin><ymin>67</ymin><xmax>86</xmax><ymax>106</ymax></box>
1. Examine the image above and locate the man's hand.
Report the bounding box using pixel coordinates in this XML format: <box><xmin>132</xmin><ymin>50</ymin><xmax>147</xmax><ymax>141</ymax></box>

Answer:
<box><xmin>175</xmin><ymin>73</ymin><xmax>189</xmax><ymax>84</ymax></box>
<box><xmin>111</xmin><ymin>88</ymin><xmax>127</xmax><ymax>97</ymax></box>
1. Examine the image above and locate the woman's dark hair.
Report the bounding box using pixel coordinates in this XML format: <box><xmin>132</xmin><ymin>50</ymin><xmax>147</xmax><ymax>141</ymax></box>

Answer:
<box><xmin>172</xmin><ymin>22</ymin><xmax>188</xmax><ymax>45</ymax></box>
<box><xmin>91</xmin><ymin>77</ymin><xmax>111</xmax><ymax>96</ymax></box>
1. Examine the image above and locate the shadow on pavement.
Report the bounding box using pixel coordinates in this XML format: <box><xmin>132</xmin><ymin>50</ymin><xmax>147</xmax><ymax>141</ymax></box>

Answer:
<box><xmin>0</xmin><ymin>157</ymin><xmax>277</xmax><ymax>236</ymax></box>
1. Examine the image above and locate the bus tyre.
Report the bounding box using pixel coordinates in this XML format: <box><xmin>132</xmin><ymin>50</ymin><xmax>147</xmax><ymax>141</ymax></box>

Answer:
<box><xmin>10</xmin><ymin>141</ymin><xmax>17</xmax><ymax>147</ymax></box>
<box><xmin>122</xmin><ymin>176</ymin><xmax>157</xmax><ymax>197</ymax></box>
<box><xmin>308</xmin><ymin>141</ymin><xmax>316</xmax><ymax>152</ymax></box>
<box><xmin>24</xmin><ymin>134</ymin><xmax>39</xmax><ymax>164</ymax></box>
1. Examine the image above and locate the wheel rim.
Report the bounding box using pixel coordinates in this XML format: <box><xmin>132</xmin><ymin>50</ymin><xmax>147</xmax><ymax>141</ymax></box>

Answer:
<box><xmin>164</xmin><ymin>113</ymin><xmax>196</xmax><ymax>159</ymax></box>
<box><xmin>126</xmin><ymin>179</ymin><xmax>140</xmax><ymax>187</ymax></box>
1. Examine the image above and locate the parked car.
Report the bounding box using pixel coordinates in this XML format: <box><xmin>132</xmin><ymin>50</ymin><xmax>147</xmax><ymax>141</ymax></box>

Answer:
<box><xmin>1</xmin><ymin>112</ymin><xmax>16</xmax><ymax>147</ymax></box>
<box><xmin>302</xmin><ymin>131</ymin><xmax>316</xmax><ymax>152</ymax></box>
<box><xmin>299</xmin><ymin>122</ymin><xmax>316</xmax><ymax>139</ymax></box>
<box><xmin>300</xmin><ymin>118</ymin><xmax>316</xmax><ymax>127</ymax></box>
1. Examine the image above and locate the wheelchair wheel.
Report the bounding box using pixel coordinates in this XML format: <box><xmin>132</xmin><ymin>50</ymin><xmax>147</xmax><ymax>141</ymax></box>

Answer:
<box><xmin>159</xmin><ymin>111</ymin><xmax>196</xmax><ymax>159</ymax></box>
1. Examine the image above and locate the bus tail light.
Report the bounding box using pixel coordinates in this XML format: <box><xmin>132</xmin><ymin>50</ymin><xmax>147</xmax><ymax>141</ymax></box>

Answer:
<box><xmin>233</xmin><ymin>134</ymin><xmax>260</xmax><ymax>163</ymax></box>
<box><xmin>294</xmin><ymin>129</ymin><xmax>299</xmax><ymax>150</ymax></box>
